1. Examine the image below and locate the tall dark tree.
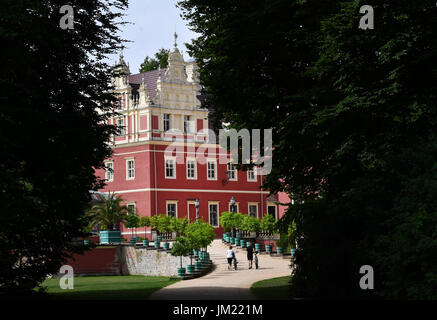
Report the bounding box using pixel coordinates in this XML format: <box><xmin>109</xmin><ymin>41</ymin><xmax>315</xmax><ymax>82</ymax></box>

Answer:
<box><xmin>139</xmin><ymin>48</ymin><xmax>170</xmax><ymax>73</ymax></box>
<box><xmin>178</xmin><ymin>0</ymin><xmax>437</xmax><ymax>299</ymax></box>
<box><xmin>0</xmin><ymin>0</ymin><xmax>128</xmax><ymax>294</ymax></box>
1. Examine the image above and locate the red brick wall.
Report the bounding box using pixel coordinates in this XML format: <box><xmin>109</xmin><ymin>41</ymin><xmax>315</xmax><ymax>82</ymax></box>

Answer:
<box><xmin>64</xmin><ymin>247</ymin><xmax>120</xmax><ymax>275</ymax></box>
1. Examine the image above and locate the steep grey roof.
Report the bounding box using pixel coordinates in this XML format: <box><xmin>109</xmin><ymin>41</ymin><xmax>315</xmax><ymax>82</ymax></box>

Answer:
<box><xmin>128</xmin><ymin>68</ymin><xmax>167</xmax><ymax>100</ymax></box>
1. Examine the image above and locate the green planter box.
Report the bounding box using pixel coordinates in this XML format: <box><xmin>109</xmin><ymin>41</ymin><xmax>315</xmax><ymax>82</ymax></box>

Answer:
<box><xmin>276</xmin><ymin>246</ymin><xmax>283</xmax><ymax>254</ymax></box>
<box><xmin>129</xmin><ymin>237</ymin><xmax>138</xmax><ymax>244</ymax></box>
<box><xmin>177</xmin><ymin>267</ymin><xmax>186</xmax><ymax>277</ymax></box>
<box><xmin>255</xmin><ymin>243</ymin><xmax>262</xmax><ymax>251</ymax></box>
<box><xmin>265</xmin><ymin>245</ymin><xmax>272</xmax><ymax>253</ymax></box>
<box><xmin>142</xmin><ymin>239</ymin><xmax>149</xmax><ymax>247</ymax></box>
<box><xmin>240</xmin><ymin>239</ymin><xmax>246</xmax><ymax>248</ymax></box>
<box><xmin>236</xmin><ymin>232</ymin><xmax>242</xmax><ymax>238</ymax></box>
<box><xmin>163</xmin><ymin>242</ymin><xmax>170</xmax><ymax>250</ymax></box>
<box><xmin>235</xmin><ymin>238</ymin><xmax>240</xmax><ymax>246</ymax></box>
<box><xmin>194</xmin><ymin>261</ymin><xmax>201</xmax><ymax>271</ymax></box>
<box><xmin>157</xmin><ymin>235</ymin><xmax>162</xmax><ymax>241</ymax></box>
<box><xmin>154</xmin><ymin>240</ymin><xmax>160</xmax><ymax>248</ymax></box>
<box><xmin>291</xmin><ymin>248</ymin><xmax>296</xmax><ymax>257</ymax></box>
<box><xmin>193</xmin><ymin>249</ymin><xmax>198</xmax><ymax>257</ymax></box>
<box><xmin>99</xmin><ymin>230</ymin><xmax>121</xmax><ymax>244</ymax></box>
<box><xmin>186</xmin><ymin>264</ymin><xmax>195</xmax><ymax>273</ymax></box>
<box><xmin>230</xmin><ymin>237</ymin><xmax>235</xmax><ymax>245</ymax></box>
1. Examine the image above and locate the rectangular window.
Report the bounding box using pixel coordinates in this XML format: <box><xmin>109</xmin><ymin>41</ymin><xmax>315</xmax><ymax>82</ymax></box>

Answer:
<box><xmin>117</xmin><ymin>117</ymin><xmax>125</xmax><ymax>136</ymax></box>
<box><xmin>105</xmin><ymin>162</ymin><xmax>113</xmax><ymax>182</ymax></box>
<box><xmin>165</xmin><ymin>159</ymin><xmax>176</xmax><ymax>178</ymax></box>
<box><xmin>126</xmin><ymin>159</ymin><xmax>135</xmax><ymax>180</ymax></box>
<box><xmin>207</xmin><ymin>161</ymin><xmax>216</xmax><ymax>180</ymax></box>
<box><xmin>163</xmin><ymin>114</ymin><xmax>170</xmax><ymax>131</ymax></box>
<box><xmin>167</xmin><ymin>202</ymin><xmax>177</xmax><ymax>218</ymax></box>
<box><xmin>267</xmin><ymin>205</ymin><xmax>277</xmax><ymax>220</ymax></box>
<box><xmin>184</xmin><ymin>115</ymin><xmax>191</xmax><ymax>133</ymax></box>
<box><xmin>227</xmin><ymin>163</ymin><xmax>237</xmax><ymax>181</ymax></box>
<box><xmin>186</xmin><ymin>159</ymin><xmax>197</xmax><ymax>179</ymax></box>
<box><xmin>247</xmin><ymin>168</ymin><xmax>257</xmax><ymax>182</ymax></box>
<box><xmin>228</xmin><ymin>202</ymin><xmax>239</xmax><ymax>213</ymax></box>
<box><xmin>209</xmin><ymin>203</ymin><xmax>219</xmax><ymax>227</ymax></box>
<box><xmin>249</xmin><ymin>204</ymin><xmax>258</xmax><ymax>218</ymax></box>
<box><xmin>127</xmin><ymin>203</ymin><xmax>136</xmax><ymax>215</ymax></box>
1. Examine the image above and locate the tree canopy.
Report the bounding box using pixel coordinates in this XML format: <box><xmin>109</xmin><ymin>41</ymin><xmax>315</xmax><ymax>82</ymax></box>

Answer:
<box><xmin>0</xmin><ymin>0</ymin><xmax>128</xmax><ymax>294</ymax></box>
<box><xmin>178</xmin><ymin>0</ymin><xmax>437</xmax><ymax>299</ymax></box>
<box><xmin>139</xmin><ymin>48</ymin><xmax>170</xmax><ymax>73</ymax></box>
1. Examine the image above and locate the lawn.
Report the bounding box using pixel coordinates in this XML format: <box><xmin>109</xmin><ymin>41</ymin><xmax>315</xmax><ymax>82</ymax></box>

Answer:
<box><xmin>37</xmin><ymin>275</ymin><xmax>179</xmax><ymax>300</ymax></box>
<box><xmin>251</xmin><ymin>276</ymin><xmax>293</xmax><ymax>300</ymax></box>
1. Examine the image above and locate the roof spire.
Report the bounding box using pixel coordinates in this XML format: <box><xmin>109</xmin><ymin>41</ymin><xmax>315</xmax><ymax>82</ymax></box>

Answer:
<box><xmin>174</xmin><ymin>32</ymin><xmax>178</xmax><ymax>48</ymax></box>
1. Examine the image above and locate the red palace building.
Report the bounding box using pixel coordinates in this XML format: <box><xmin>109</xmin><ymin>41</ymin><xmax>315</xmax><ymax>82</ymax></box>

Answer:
<box><xmin>94</xmin><ymin>39</ymin><xmax>287</xmax><ymax>240</ymax></box>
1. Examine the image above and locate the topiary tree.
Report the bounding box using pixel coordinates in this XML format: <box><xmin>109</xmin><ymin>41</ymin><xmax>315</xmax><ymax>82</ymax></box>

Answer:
<box><xmin>149</xmin><ymin>214</ymin><xmax>160</xmax><ymax>234</ymax></box>
<box><xmin>186</xmin><ymin>219</ymin><xmax>215</xmax><ymax>252</ymax></box>
<box><xmin>124</xmin><ymin>213</ymin><xmax>139</xmax><ymax>240</ymax></box>
<box><xmin>138</xmin><ymin>216</ymin><xmax>150</xmax><ymax>228</ymax></box>
<box><xmin>220</xmin><ymin>211</ymin><xmax>243</xmax><ymax>237</ymax></box>
<box><xmin>170</xmin><ymin>217</ymin><xmax>189</xmax><ymax>237</ymax></box>
<box><xmin>260</xmin><ymin>214</ymin><xmax>279</xmax><ymax>246</ymax></box>
<box><xmin>157</xmin><ymin>214</ymin><xmax>173</xmax><ymax>236</ymax></box>
<box><xmin>171</xmin><ymin>236</ymin><xmax>192</xmax><ymax>269</ymax></box>
<box><xmin>243</xmin><ymin>215</ymin><xmax>261</xmax><ymax>237</ymax></box>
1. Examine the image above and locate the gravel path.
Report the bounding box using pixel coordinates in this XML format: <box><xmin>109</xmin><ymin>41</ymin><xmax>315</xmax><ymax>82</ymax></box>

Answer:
<box><xmin>149</xmin><ymin>239</ymin><xmax>292</xmax><ymax>300</ymax></box>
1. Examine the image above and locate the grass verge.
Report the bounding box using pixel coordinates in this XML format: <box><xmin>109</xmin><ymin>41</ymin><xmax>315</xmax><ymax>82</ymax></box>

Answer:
<box><xmin>250</xmin><ymin>276</ymin><xmax>293</xmax><ymax>300</ymax></box>
<box><xmin>35</xmin><ymin>275</ymin><xmax>179</xmax><ymax>300</ymax></box>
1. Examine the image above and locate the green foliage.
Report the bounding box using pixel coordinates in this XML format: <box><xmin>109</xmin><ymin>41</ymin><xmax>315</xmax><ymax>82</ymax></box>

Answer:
<box><xmin>170</xmin><ymin>217</ymin><xmax>189</xmax><ymax>236</ymax></box>
<box><xmin>241</xmin><ymin>215</ymin><xmax>261</xmax><ymax>233</ymax></box>
<box><xmin>157</xmin><ymin>214</ymin><xmax>173</xmax><ymax>234</ymax></box>
<box><xmin>139</xmin><ymin>48</ymin><xmax>170</xmax><ymax>73</ymax></box>
<box><xmin>124</xmin><ymin>214</ymin><xmax>139</xmax><ymax>229</ymax></box>
<box><xmin>178</xmin><ymin>0</ymin><xmax>437</xmax><ymax>299</ymax></box>
<box><xmin>87</xmin><ymin>193</ymin><xmax>129</xmax><ymax>230</ymax></box>
<box><xmin>220</xmin><ymin>211</ymin><xmax>243</xmax><ymax>232</ymax></box>
<box><xmin>185</xmin><ymin>219</ymin><xmax>215</xmax><ymax>250</ymax></box>
<box><xmin>149</xmin><ymin>215</ymin><xmax>160</xmax><ymax>231</ymax></box>
<box><xmin>0</xmin><ymin>0</ymin><xmax>128</xmax><ymax>293</ymax></box>
<box><xmin>138</xmin><ymin>216</ymin><xmax>150</xmax><ymax>228</ymax></box>
<box><xmin>171</xmin><ymin>236</ymin><xmax>193</xmax><ymax>268</ymax></box>
<box><xmin>260</xmin><ymin>214</ymin><xmax>277</xmax><ymax>233</ymax></box>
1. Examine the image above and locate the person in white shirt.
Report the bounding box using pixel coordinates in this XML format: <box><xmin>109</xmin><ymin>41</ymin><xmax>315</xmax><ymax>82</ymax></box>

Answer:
<box><xmin>226</xmin><ymin>246</ymin><xmax>235</xmax><ymax>270</ymax></box>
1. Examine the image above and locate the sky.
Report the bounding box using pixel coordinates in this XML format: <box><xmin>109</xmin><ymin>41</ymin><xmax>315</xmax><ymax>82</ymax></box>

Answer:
<box><xmin>108</xmin><ymin>0</ymin><xmax>199</xmax><ymax>74</ymax></box>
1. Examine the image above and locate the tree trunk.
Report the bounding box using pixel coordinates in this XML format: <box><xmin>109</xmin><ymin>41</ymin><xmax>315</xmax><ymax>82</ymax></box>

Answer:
<box><xmin>180</xmin><ymin>256</ymin><xmax>182</xmax><ymax>269</ymax></box>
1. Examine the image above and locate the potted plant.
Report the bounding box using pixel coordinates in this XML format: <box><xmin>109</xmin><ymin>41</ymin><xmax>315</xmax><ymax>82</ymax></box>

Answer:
<box><xmin>220</xmin><ymin>211</ymin><xmax>243</xmax><ymax>239</ymax></box>
<box><xmin>149</xmin><ymin>214</ymin><xmax>161</xmax><ymax>244</ymax></box>
<box><xmin>171</xmin><ymin>236</ymin><xmax>192</xmax><ymax>277</ymax></box>
<box><xmin>158</xmin><ymin>214</ymin><xmax>173</xmax><ymax>250</ymax></box>
<box><xmin>87</xmin><ymin>192</ymin><xmax>129</xmax><ymax>244</ymax></box>
<box><xmin>260</xmin><ymin>214</ymin><xmax>277</xmax><ymax>253</ymax></box>
<box><xmin>186</xmin><ymin>219</ymin><xmax>215</xmax><ymax>268</ymax></box>
<box><xmin>125</xmin><ymin>212</ymin><xmax>139</xmax><ymax>244</ymax></box>
<box><xmin>139</xmin><ymin>216</ymin><xmax>151</xmax><ymax>247</ymax></box>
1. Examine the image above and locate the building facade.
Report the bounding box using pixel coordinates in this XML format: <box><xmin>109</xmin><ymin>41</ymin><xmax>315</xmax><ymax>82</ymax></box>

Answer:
<box><xmin>94</xmin><ymin>39</ymin><xmax>282</xmax><ymax>239</ymax></box>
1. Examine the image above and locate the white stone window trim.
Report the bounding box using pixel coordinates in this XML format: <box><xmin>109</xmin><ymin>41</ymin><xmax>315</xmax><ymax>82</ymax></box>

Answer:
<box><xmin>105</xmin><ymin>161</ymin><xmax>114</xmax><ymax>182</ymax></box>
<box><xmin>248</xmin><ymin>202</ymin><xmax>259</xmax><ymax>218</ymax></box>
<box><xmin>126</xmin><ymin>158</ymin><xmax>135</xmax><ymax>180</ymax></box>
<box><xmin>166</xmin><ymin>200</ymin><xmax>178</xmax><ymax>218</ymax></box>
<box><xmin>165</xmin><ymin>157</ymin><xmax>177</xmax><ymax>179</ymax></box>
<box><xmin>208</xmin><ymin>201</ymin><xmax>220</xmax><ymax>228</ymax></box>
<box><xmin>186</xmin><ymin>157</ymin><xmax>197</xmax><ymax>180</ymax></box>
<box><xmin>207</xmin><ymin>159</ymin><xmax>217</xmax><ymax>181</ymax></box>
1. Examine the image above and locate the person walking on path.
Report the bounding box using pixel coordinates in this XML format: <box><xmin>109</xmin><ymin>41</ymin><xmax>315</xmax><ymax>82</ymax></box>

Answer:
<box><xmin>254</xmin><ymin>251</ymin><xmax>259</xmax><ymax>269</ymax></box>
<box><xmin>226</xmin><ymin>245</ymin><xmax>235</xmax><ymax>270</ymax></box>
<box><xmin>247</xmin><ymin>242</ymin><xmax>254</xmax><ymax>269</ymax></box>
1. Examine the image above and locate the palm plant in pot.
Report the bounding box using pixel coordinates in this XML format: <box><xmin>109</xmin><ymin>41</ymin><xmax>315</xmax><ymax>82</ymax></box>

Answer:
<box><xmin>87</xmin><ymin>192</ymin><xmax>129</xmax><ymax>244</ymax></box>
<box><xmin>149</xmin><ymin>214</ymin><xmax>161</xmax><ymax>246</ymax></box>
<box><xmin>260</xmin><ymin>214</ymin><xmax>277</xmax><ymax>253</ymax></box>
<box><xmin>125</xmin><ymin>213</ymin><xmax>139</xmax><ymax>244</ymax></box>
